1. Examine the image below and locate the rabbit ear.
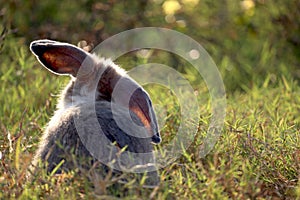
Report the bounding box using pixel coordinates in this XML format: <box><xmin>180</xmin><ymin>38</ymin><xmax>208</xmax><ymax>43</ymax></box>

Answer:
<box><xmin>30</xmin><ymin>40</ymin><xmax>88</xmax><ymax>77</ymax></box>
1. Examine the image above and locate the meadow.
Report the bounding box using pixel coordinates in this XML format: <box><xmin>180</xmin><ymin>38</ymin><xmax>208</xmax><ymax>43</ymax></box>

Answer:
<box><xmin>1</xmin><ymin>0</ymin><xmax>300</xmax><ymax>199</ymax></box>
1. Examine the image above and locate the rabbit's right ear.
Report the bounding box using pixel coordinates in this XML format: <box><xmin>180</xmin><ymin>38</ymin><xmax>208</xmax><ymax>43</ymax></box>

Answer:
<box><xmin>30</xmin><ymin>40</ymin><xmax>89</xmax><ymax>77</ymax></box>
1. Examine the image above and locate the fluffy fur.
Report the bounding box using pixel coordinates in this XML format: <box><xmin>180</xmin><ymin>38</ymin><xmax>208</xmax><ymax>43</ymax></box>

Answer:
<box><xmin>29</xmin><ymin>40</ymin><xmax>160</xmax><ymax>188</ymax></box>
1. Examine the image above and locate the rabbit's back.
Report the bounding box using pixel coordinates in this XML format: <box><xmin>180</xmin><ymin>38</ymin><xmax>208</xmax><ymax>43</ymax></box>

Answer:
<box><xmin>33</xmin><ymin>101</ymin><xmax>154</xmax><ymax>174</ymax></box>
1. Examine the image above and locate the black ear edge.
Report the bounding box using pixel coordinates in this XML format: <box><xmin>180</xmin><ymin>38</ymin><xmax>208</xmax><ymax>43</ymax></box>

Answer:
<box><xmin>30</xmin><ymin>39</ymin><xmax>58</xmax><ymax>47</ymax></box>
<box><xmin>29</xmin><ymin>39</ymin><xmax>84</xmax><ymax>57</ymax></box>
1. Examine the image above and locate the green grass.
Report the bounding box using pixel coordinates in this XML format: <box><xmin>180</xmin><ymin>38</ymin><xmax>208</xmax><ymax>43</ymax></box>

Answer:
<box><xmin>1</xmin><ymin>35</ymin><xmax>300</xmax><ymax>199</ymax></box>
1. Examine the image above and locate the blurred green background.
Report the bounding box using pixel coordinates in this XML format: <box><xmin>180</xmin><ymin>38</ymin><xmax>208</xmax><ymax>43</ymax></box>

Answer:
<box><xmin>2</xmin><ymin>0</ymin><xmax>300</xmax><ymax>92</ymax></box>
<box><xmin>1</xmin><ymin>1</ymin><xmax>300</xmax><ymax>198</ymax></box>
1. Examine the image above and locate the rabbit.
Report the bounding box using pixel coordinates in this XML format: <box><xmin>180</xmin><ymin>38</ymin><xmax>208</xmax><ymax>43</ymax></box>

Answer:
<box><xmin>29</xmin><ymin>39</ymin><xmax>161</xmax><ymax>188</ymax></box>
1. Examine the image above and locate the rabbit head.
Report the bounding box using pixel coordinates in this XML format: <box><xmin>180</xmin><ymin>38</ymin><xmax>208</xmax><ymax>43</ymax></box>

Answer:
<box><xmin>30</xmin><ymin>39</ymin><xmax>161</xmax><ymax>144</ymax></box>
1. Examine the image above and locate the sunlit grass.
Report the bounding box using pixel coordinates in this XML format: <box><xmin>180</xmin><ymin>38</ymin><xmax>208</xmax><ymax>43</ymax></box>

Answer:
<box><xmin>0</xmin><ymin>36</ymin><xmax>299</xmax><ymax>199</ymax></box>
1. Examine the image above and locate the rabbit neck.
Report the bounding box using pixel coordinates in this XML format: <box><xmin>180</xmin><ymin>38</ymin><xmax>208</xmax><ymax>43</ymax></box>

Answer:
<box><xmin>56</xmin><ymin>57</ymin><xmax>128</xmax><ymax>110</ymax></box>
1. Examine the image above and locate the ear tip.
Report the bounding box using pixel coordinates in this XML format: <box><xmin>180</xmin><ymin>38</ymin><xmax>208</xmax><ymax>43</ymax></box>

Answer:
<box><xmin>30</xmin><ymin>43</ymin><xmax>47</xmax><ymax>57</ymax></box>
<box><xmin>29</xmin><ymin>42</ymin><xmax>39</xmax><ymax>53</ymax></box>
<box><xmin>152</xmin><ymin>134</ymin><xmax>162</xmax><ymax>144</ymax></box>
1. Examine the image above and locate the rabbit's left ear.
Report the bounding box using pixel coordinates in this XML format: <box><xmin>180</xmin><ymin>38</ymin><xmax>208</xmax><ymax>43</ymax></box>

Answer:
<box><xmin>30</xmin><ymin>40</ymin><xmax>89</xmax><ymax>77</ymax></box>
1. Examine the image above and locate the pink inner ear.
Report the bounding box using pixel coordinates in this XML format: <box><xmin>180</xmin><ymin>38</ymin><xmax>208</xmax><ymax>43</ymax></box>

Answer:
<box><xmin>41</xmin><ymin>48</ymin><xmax>83</xmax><ymax>76</ymax></box>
